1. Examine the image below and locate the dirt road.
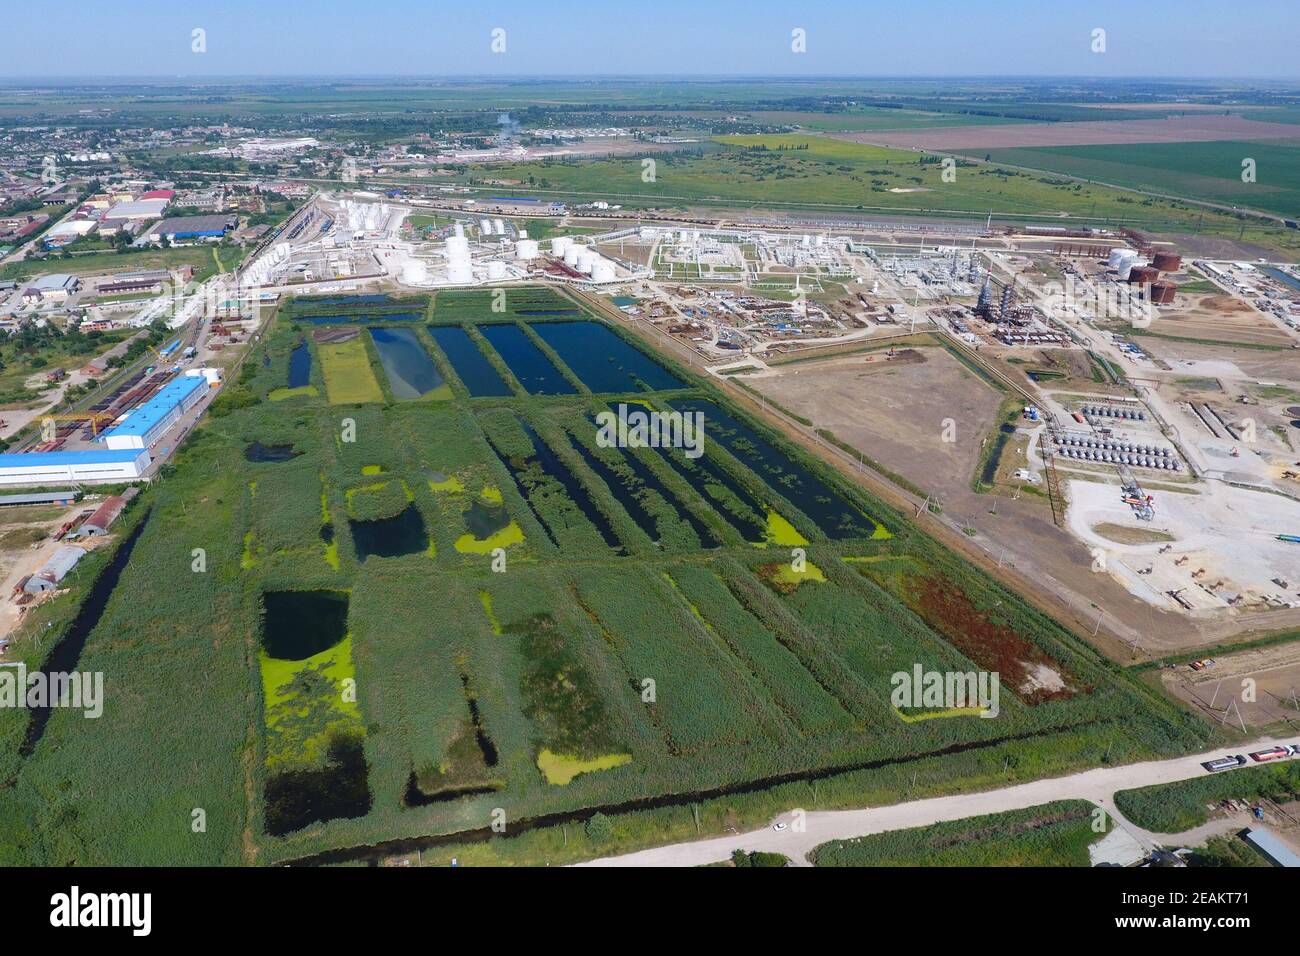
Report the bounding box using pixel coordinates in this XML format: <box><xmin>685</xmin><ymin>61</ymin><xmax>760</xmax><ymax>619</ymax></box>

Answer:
<box><xmin>576</xmin><ymin>736</ymin><xmax>1298</xmax><ymax>867</ymax></box>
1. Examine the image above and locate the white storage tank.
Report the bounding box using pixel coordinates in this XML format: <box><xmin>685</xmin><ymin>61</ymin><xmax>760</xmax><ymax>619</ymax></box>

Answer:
<box><xmin>480</xmin><ymin>218</ymin><xmax>493</xmax><ymax>236</ymax></box>
<box><xmin>592</xmin><ymin>259</ymin><xmax>616</xmax><ymax>283</ymax></box>
<box><xmin>576</xmin><ymin>250</ymin><xmax>596</xmax><ymax>274</ymax></box>
<box><xmin>552</xmin><ymin>236</ymin><xmax>572</xmax><ymax>257</ymax></box>
<box><xmin>448</xmin><ymin>261</ymin><xmax>474</xmax><ymax>284</ymax></box>
<box><xmin>1109</xmin><ymin>248</ymin><xmax>1139</xmax><ymax>276</ymax></box>
<box><xmin>493</xmin><ymin>218</ymin><xmax>506</xmax><ymax>235</ymax></box>
<box><xmin>563</xmin><ymin>245</ymin><xmax>583</xmax><ymax>267</ymax></box>
<box><xmin>487</xmin><ymin>260</ymin><xmax>506</xmax><ymax>280</ymax></box>
<box><xmin>516</xmin><ymin>239</ymin><xmax>540</xmax><ymax>260</ymax></box>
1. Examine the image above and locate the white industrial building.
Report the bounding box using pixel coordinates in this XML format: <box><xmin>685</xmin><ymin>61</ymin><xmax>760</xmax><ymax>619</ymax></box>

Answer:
<box><xmin>105</xmin><ymin>198</ymin><xmax>169</xmax><ymax>221</ymax></box>
<box><xmin>0</xmin><ymin>448</ymin><xmax>152</xmax><ymax>486</ymax></box>
<box><xmin>101</xmin><ymin>374</ymin><xmax>209</xmax><ymax>450</ymax></box>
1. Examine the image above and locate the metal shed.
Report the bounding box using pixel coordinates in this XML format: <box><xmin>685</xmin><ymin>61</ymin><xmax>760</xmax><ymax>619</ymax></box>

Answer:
<box><xmin>24</xmin><ymin>546</ymin><xmax>84</xmax><ymax>593</ymax></box>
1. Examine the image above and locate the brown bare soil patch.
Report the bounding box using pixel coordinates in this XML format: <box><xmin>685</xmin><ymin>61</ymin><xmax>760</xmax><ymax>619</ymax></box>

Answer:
<box><xmin>909</xmin><ymin>574</ymin><xmax>1080</xmax><ymax>705</ymax></box>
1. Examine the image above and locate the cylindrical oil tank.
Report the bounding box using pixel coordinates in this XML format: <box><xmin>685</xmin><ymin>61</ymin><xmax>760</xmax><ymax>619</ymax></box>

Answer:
<box><xmin>1152</xmin><ymin>252</ymin><xmax>1182</xmax><ymax>272</ymax></box>
<box><xmin>1108</xmin><ymin>247</ymin><xmax>1138</xmax><ymax>270</ymax></box>
<box><xmin>1129</xmin><ymin>265</ymin><xmax>1159</xmax><ymax>285</ymax></box>
<box><xmin>563</xmin><ymin>245</ymin><xmax>582</xmax><ymax>267</ymax></box>
<box><xmin>487</xmin><ymin>260</ymin><xmax>506</xmax><ymax>280</ymax></box>
<box><xmin>592</xmin><ymin>259</ymin><xmax>616</xmax><ymax>283</ymax></box>
<box><xmin>1150</xmin><ymin>282</ymin><xmax>1176</xmax><ymax>305</ymax></box>
<box><xmin>552</xmin><ymin>236</ymin><xmax>572</xmax><ymax>257</ymax></box>
<box><xmin>516</xmin><ymin>239</ymin><xmax>539</xmax><ymax>260</ymax></box>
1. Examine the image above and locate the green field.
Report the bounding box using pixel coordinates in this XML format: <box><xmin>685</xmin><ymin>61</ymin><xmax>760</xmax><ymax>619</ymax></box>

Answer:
<box><xmin>971</xmin><ymin>138</ymin><xmax>1300</xmax><ymax>220</ymax></box>
<box><xmin>1115</xmin><ymin>761</ymin><xmax>1300</xmax><ymax>833</ymax></box>
<box><xmin>317</xmin><ymin>337</ymin><xmax>385</xmax><ymax>404</ymax></box>
<box><xmin>811</xmin><ymin>800</ymin><xmax>1107</xmax><ymax>866</ymax></box>
<box><xmin>0</xmin><ymin>245</ymin><xmax>232</xmax><ymax>283</ymax></box>
<box><xmin>745</xmin><ymin>108</ymin><xmax>1036</xmax><ymax>132</ymax></box>
<box><xmin>0</xmin><ymin>287</ymin><xmax>1209</xmax><ymax>866</ymax></box>
<box><xmin>467</xmin><ymin>133</ymin><xmax>1300</xmax><ymax>255</ymax></box>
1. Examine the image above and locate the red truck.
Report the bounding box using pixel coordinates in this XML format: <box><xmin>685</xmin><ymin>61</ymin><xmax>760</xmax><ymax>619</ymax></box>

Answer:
<box><xmin>1249</xmin><ymin>746</ymin><xmax>1296</xmax><ymax>762</ymax></box>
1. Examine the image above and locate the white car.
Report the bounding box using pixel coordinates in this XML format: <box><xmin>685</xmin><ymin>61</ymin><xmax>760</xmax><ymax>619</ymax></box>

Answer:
<box><xmin>772</xmin><ymin>822</ymin><xmax>787</xmax><ymax>832</ymax></box>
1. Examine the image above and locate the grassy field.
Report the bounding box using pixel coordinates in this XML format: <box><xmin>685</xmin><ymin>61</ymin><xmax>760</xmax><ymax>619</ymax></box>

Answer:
<box><xmin>317</xmin><ymin>337</ymin><xmax>384</xmax><ymax>404</ymax></box>
<box><xmin>468</xmin><ymin>133</ymin><xmax>1300</xmax><ymax>255</ymax></box>
<box><xmin>1115</xmin><ymin>761</ymin><xmax>1300</xmax><ymax>833</ymax></box>
<box><xmin>0</xmin><ymin>287</ymin><xmax>1209</xmax><ymax>866</ymax></box>
<box><xmin>0</xmin><ymin>325</ymin><xmax>134</xmax><ymax>408</ymax></box>
<box><xmin>746</xmin><ymin>108</ymin><xmax>1035</xmax><ymax>132</ymax></box>
<box><xmin>1</xmin><ymin>245</ymin><xmax>231</xmax><ymax>283</ymax></box>
<box><xmin>970</xmin><ymin>138</ymin><xmax>1300</xmax><ymax>220</ymax></box>
<box><xmin>811</xmin><ymin>800</ymin><xmax>1106</xmax><ymax>866</ymax></box>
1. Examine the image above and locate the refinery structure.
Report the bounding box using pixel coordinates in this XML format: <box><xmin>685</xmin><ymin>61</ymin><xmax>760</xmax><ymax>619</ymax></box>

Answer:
<box><xmin>240</xmin><ymin>192</ymin><xmax>651</xmax><ymax>293</ymax></box>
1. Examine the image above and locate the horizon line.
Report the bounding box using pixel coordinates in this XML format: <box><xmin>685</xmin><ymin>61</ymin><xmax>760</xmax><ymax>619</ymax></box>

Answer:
<box><xmin>3</xmin><ymin>73</ymin><xmax>1300</xmax><ymax>84</ymax></box>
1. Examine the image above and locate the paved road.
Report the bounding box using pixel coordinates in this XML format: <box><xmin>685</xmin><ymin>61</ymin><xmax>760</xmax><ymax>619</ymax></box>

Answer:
<box><xmin>577</xmin><ymin>735</ymin><xmax>1298</xmax><ymax>867</ymax></box>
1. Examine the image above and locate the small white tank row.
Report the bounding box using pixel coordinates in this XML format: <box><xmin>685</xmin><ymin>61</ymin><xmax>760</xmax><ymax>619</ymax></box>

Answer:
<box><xmin>1054</xmin><ymin>447</ymin><xmax>1180</xmax><ymax>470</ymax></box>
<box><xmin>1082</xmin><ymin>404</ymin><xmax>1146</xmax><ymax>421</ymax></box>
<box><xmin>1056</xmin><ymin>435</ymin><xmax>1172</xmax><ymax>457</ymax></box>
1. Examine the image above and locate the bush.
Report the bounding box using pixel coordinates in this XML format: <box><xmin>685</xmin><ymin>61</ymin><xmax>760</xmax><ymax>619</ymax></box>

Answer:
<box><xmin>585</xmin><ymin>812</ymin><xmax>613</xmax><ymax>844</ymax></box>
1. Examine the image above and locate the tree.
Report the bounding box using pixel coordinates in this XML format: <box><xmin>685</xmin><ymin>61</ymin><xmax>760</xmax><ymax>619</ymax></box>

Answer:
<box><xmin>584</xmin><ymin>812</ymin><xmax>613</xmax><ymax>844</ymax></box>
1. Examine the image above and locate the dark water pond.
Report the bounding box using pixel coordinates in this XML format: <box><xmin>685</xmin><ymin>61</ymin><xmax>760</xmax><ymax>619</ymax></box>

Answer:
<box><xmin>673</xmin><ymin>399</ymin><xmax>878</xmax><ymax>540</ymax></box>
<box><xmin>300</xmin><ymin>294</ymin><xmax>395</xmax><ymax>306</ymax></box>
<box><xmin>350</xmin><ymin>504</ymin><xmax>429</xmax><ymax>560</ymax></box>
<box><xmin>370</xmin><ymin>326</ymin><xmax>444</xmax><ymax>399</ymax></box>
<box><xmin>303</xmin><ymin>311</ymin><xmax>423</xmax><ymax>325</ymax></box>
<box><xmin>264</xmin><ymin>732</ymin><xmax>370</xmax><ymax>837</ymax></box>
<box><xmin>427</xmin><ymin>325</ymin><xmax>512</xmax><ymax>397</ymax></box>
<box><xmin>596</xmin><ymin>428</ymin><xmax>720</xmax><ymax>548</ymax></box>
<box><xmin>532</xmin><ymin>321</ymin><xmax>683</xmax><ymax>393</ymax></box>
<box><xmin>463</xmin><ymin>499</ymin><xmax>510</xmax><ymax>540</ymax></box>
<box><xmin>479</xmin><ymin>323</ymin><xmax>576</xmax><ymax>395</ymax></box>
<box><xmin>288</xmin><ymin>340</ymin><xmax>312</xmax><ymax>388</ymax></box>
<box><xmin>644</xmin><ymin>429</ymin><xmax>767</xmax><ymax>543</ymax></box>
<box><xmin>261</xmin><ymin>590</ymin><xmax>350</xmax><ymax>660</ymax></box>
<box><xmin>245</xmin><ymin>442</ymin><xmax>303</xmax><ymax>463</ymax></box>
<box><xmin>519</xmin><ymin>420</ymin><xmax>621</xmax><ymax>550</ymax></box>
<box><xmin>566</xmin><ymin>433</ymin><xmax>660</xmax><ymax>543</ymax></box>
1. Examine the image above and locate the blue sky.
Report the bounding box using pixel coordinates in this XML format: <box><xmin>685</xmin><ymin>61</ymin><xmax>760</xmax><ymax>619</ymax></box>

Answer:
<box><xmin>6</xmin><ymin>0</ymin><xmax>1298</xmax><ymax>79</ymax></box>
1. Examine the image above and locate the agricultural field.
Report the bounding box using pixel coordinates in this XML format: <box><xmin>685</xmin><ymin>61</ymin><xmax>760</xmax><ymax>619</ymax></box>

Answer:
<box><xmin>473</xmin><ymin>133</ymin><xmax>1300</xmax><ymax>255</ymax></box>
<box><xmin>970</xmin><ymin>138</ymin><xmax>1300</xmax><ymax>220</ymax></box>
<box><xmin>0</xmin><ymin>286</ymin><xmax>1207</xmax><ymax>866</ymax></box>
<box><xmin>740</xmin><ymin>108</ymin><xmax>1038</xmax><ymax>132</ymax></box>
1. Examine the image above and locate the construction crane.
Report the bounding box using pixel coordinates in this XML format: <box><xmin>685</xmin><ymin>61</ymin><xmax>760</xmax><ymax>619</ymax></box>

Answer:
<box><xmin>38</xmin><ymin>411</ymin><xmax>119</xmax><ymax>439</ymax></box>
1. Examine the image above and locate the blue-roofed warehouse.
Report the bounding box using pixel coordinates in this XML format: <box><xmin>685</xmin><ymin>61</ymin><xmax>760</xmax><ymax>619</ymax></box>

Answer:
<box><xmin>102</xmin><ymin>374</ymin><xmax>209</xmax><ymax>450</ymax></box>
<box><xmin>0</xmin><ymin>448</ymin><xmax>151</xmax><ymax>486</ymax></box>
